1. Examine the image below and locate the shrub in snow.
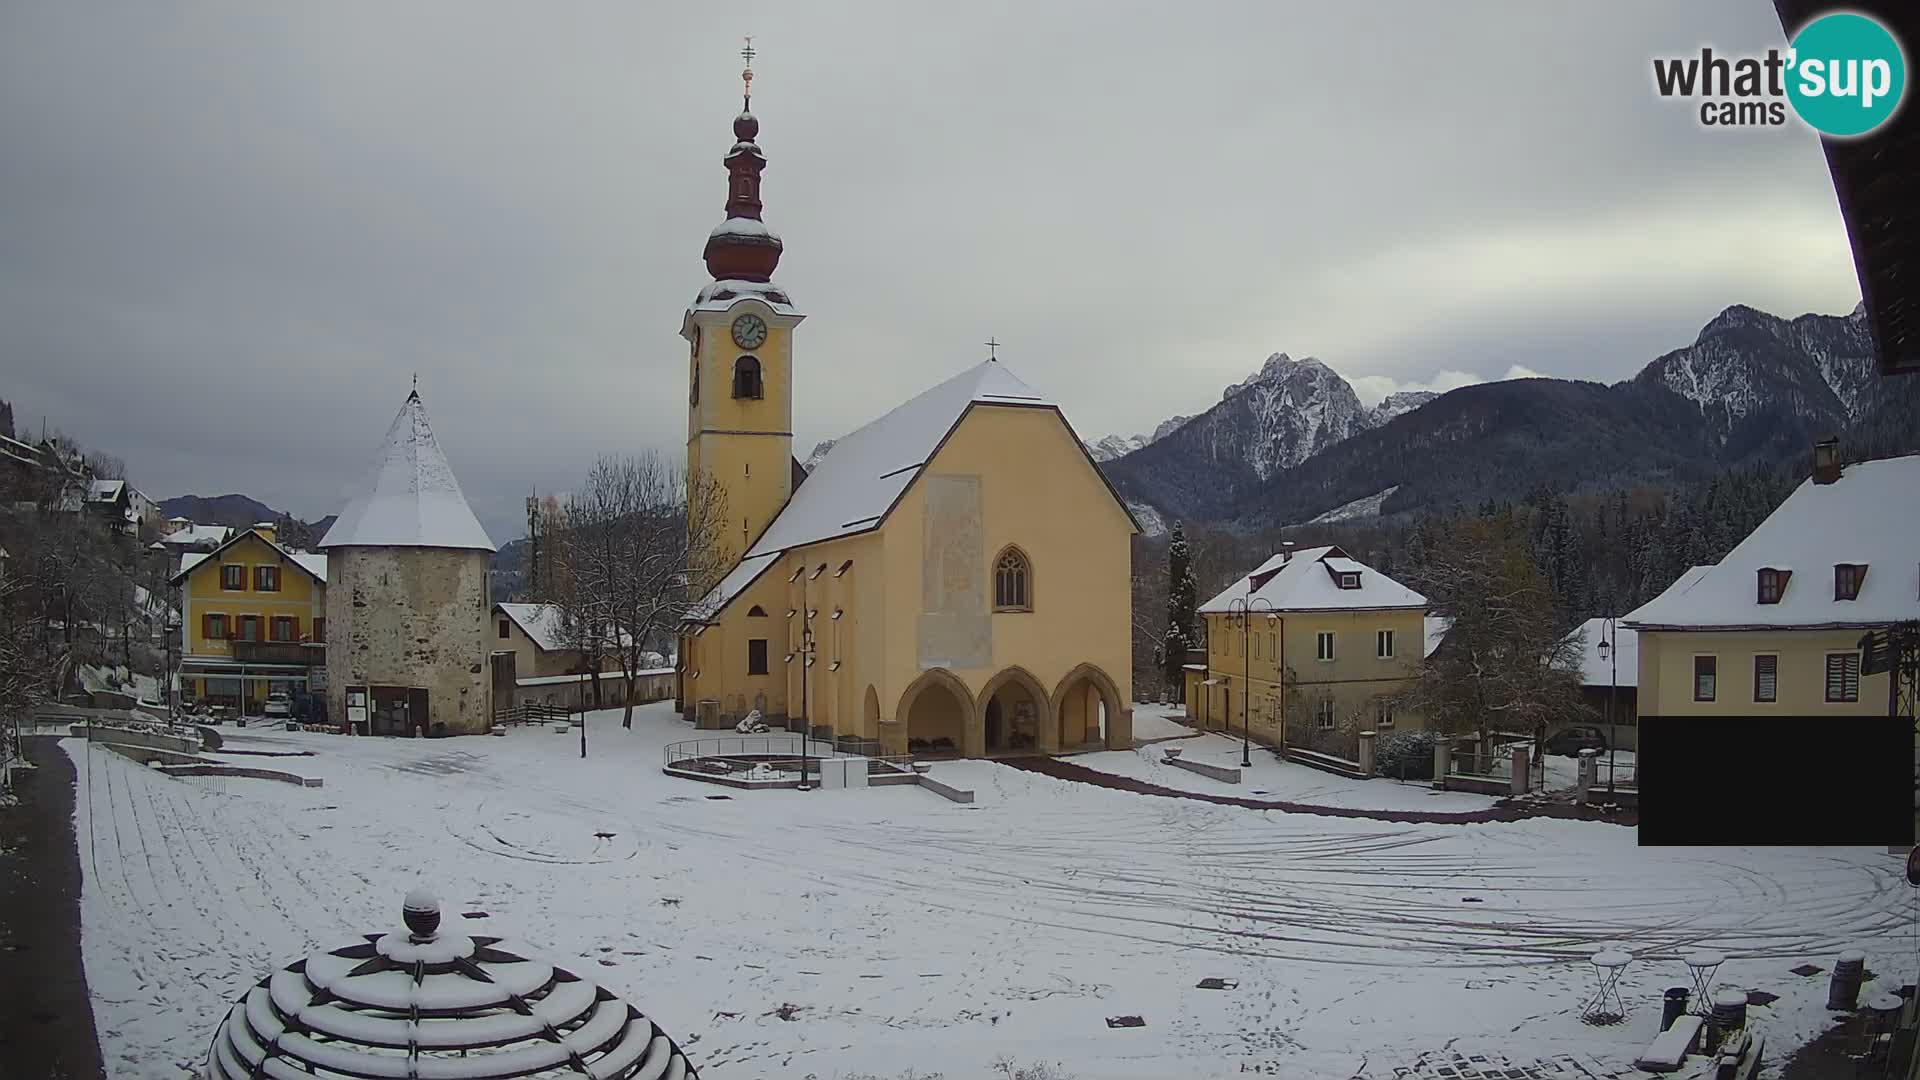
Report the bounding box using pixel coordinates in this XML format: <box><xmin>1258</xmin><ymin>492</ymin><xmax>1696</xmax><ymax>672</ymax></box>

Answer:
<box><xmin>735</xmin><ymin>710</ymin><xmax>770</xmax><ymax>734</ymax></box>
<box><xmin>1374</xmin><ymin>730</ymin><xmax>1437</xmax><ymax>781</ymax></box>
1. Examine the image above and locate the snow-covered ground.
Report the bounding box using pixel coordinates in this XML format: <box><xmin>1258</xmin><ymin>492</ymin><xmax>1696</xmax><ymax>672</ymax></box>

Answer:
<box><xmin>1067</xmin><ymin>733</ymin><xmax>1501</xmax><ymax>813</ymax></box>
<box><xmin>1128</xmin><ymin>703</ymin><xmax>1195</xmax><ymax>742</ymax></box>
<box><xmin>67</xmin><ymin>704</ymin><xmax>1914</xmax><ymax>1079</ymax></box>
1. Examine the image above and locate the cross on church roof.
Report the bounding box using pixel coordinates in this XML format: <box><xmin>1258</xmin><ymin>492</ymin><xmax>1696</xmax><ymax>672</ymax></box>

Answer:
<box><xmin>741</xmin><ymin>36</ymin><xmax>755</xmax><ymax>105</ymax></box>
<box><xmin>985</xmin><ymin>337</ymin><xmax>1001</xmax><ymax>361</ymax></box>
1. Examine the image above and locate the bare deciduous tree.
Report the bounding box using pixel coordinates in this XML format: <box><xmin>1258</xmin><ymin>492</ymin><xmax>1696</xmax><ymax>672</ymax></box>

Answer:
<box><xmin>1402</xmin><ymin>516</ymin><xmax>1589</xmax><ymax>756</ymax></box>
<box><xmin>537</xmin><ymin>454</ymin><xmax>730</xmax><ymax>728</ymax></box>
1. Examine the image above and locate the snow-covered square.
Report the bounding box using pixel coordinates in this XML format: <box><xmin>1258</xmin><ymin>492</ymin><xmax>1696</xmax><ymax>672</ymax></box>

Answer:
<box><xmin>66</xmin><ymin>704</ymin><xmax>1914</xmax><ymax>1079</ymax></box>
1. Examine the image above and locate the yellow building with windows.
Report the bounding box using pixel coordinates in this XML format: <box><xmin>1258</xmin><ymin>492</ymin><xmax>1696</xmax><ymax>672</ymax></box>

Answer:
<box><xmin>1187</xmin><ymin>545</ymin><xmax>1429</xmax><ymax>757</ymax></box>
<box><xmin>674</xmin><ymin>85</ymin><xmax>1136</xmax><ymax>757</ymax></box>
<box><xmin>1625</xmin><ymin>450</ymin><xmax>1917</xmax><ymax>722</ymax></box>
<box><xmin>171</xmin><ymin>524</ymin><xmax>328</xmax><ymax>714</ymax></box>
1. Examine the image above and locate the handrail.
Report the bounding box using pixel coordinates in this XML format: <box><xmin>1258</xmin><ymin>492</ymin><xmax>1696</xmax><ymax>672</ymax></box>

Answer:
<box><xmin>661</xmin><ymin>733</ymin><xmax>913</xmax><ymax>772</ymax></box>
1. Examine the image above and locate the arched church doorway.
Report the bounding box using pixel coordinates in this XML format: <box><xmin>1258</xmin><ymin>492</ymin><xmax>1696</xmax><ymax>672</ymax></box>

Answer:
<box><xmin>979</xmin><ymin>668</ymin><xmax>1049</xmax><ymax>754</ymax></box>
<box><xmin>900</xmin><ymin>670</ymin><xmax>972</xmax><ymax>757</ymax></box>
<box><xmin>1053</xmin><ymin>664</ymin><xmax>1123</xmax><ymax>750</ymax></box>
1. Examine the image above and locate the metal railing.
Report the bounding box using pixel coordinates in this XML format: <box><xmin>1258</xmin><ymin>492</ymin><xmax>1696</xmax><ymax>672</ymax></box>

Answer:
<box><xmin>493</xmin><ymin>703</ymin><xmax>571</xmax><ymax>727</ymax></box>
<box><xmin>661</xmin><ymin>734</ymin><xmax>915</xmax><ymax>778</ymax></box>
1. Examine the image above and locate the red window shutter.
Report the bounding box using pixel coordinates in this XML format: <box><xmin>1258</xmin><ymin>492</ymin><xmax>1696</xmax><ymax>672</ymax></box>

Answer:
<box><xmin>202</xmin><ymin>613</ymin><xmax>212</xmax><ymax>640</ymax></box>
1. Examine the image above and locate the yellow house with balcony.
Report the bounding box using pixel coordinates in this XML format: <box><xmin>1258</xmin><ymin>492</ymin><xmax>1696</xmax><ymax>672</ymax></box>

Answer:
<box><xmin>171</xmin><ymin>524</ymin><xmax>328</xmax><ymax>715</ymax></box>
<box><xmin>1188</xmin><ymin>545</ymin><xmax>1429</xmax><ymax>757</ymax></box>
<box><xmin>674</xmin><ymin>86</ymin><xmax>1136</xmax><ymax>757</ymax></box>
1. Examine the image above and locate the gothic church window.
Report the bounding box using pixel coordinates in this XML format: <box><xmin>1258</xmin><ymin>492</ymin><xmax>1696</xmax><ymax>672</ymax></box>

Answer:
<box><xmin>994</xmin><ymin>547</ymin><xmax>1032</xmax><ymax>611</ymax></box>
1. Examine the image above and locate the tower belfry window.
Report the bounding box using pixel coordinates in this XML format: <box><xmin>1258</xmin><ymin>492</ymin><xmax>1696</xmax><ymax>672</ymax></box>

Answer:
<box><xmin>733</xmin><ymin>356</ymin><xmax>763</xmax><ymax>400</ymax></box>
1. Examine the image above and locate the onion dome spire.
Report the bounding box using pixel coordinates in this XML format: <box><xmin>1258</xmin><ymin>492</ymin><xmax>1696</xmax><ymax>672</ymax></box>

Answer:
<box><xmin>703</xmin><ymin>36</ymin><xmax>784</xmax><ymax>283</ymax></box>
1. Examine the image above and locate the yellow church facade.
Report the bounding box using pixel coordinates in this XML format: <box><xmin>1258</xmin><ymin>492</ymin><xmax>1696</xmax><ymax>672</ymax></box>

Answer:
<box><xmin>675</xmin><ymin>81</ymin><xmax>1135</xmax><ymax>758</ymax></box>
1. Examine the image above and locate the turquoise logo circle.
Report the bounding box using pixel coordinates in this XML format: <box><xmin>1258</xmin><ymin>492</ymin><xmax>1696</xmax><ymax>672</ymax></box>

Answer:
<box><xmin>1786</xmin><ymin>13</ymin><xmax>1906</xmax><ymax>137</ymax></box>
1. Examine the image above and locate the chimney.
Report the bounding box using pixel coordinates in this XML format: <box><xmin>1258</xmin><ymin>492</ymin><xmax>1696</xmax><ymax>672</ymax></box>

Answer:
<box><xmin>253</xmin><ymin>520</ymin><xmax>278</xmax><ymax>544</ymax></box>
<box><xmin>1281</xmin><ymin>541</ymin><xmax>1296</xmax><ymax>562</ymax></box>
<box><xmin>1812</xmin><ymin>436</ymin><xmax>1842</xmax><ymax>485</ymax></box>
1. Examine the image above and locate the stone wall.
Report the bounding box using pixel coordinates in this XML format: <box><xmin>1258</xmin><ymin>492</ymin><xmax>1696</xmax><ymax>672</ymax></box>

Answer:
<box><xmin>325</xmin><ymin>546</ymin><xmax>491</xmax><ymax>735</ymax></box>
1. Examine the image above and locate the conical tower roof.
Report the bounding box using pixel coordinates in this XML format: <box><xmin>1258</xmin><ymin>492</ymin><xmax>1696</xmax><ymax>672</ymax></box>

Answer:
<box><xmin>318</xmin><ymin>391</ymin><xmax>496</xmax><ymax>552</ymax></box>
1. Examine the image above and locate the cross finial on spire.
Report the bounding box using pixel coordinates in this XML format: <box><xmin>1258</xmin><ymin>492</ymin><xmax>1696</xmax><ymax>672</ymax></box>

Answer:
<box><xmin>985</xmin><ymin>337</ymin><xmax>1001</xmax><ymax>361</ymax></box>
<box><xmin>741</xmin><ymin>36</ymin><xmax>755</xmax><ymax>108</ymax></box>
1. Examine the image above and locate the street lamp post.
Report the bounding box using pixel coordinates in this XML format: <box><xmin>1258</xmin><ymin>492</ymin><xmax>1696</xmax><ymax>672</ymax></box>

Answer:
<box><xmin>578</xmin><ymin>668</ymin><xmax>588</xmax><ymax>760</ymax></box>
<box><xmin>796</xmin><ymin>571</ymin><xmax>814</xmax><ymax>792</ymax></box>
<box><xmin>164</xmin><ymin>617</ymin><xmax>181</xmax><ymax>727</ymax></box>
<box><xmin>1597</xmin><ymin>616</ymin><xmax>1618</xmax><ymax>798</ymax></box>
<box><xmin>1226</xmin><ymin>597</ymin><xmax>1276</xmax><ymax>769</ymax></box>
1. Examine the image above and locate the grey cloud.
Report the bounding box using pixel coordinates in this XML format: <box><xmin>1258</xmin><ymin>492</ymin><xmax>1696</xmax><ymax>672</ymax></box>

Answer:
<box><xmin>0</xmin><ymin>1</ymin><xmax>1863</xmax><ymax>544</ymax></box>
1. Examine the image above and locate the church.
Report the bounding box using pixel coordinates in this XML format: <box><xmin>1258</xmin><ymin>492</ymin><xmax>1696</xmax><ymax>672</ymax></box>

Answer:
<box><xmin>675</xmin><ymin>58</ymin><xmax>1136</xmax><ymax>758</ymax></box>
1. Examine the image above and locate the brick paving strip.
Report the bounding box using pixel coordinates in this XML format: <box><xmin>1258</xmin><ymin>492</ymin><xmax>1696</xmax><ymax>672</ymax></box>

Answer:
<box><xmin>1007</xmin><ymin>756</ymin><xmax>1637</xmax><ymax>827</ymax></box>
<box><xmin>0</xmin><ymin>736</ymin><xmax>106</xmax><ymax>1078</ymax></box>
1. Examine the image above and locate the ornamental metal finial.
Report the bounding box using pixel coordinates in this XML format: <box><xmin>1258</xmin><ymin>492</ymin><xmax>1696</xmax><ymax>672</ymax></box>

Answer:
<box><xmin>741</xmin><ymin>36</ymin><xmax>755</xmax><ymax>107</ymax></box>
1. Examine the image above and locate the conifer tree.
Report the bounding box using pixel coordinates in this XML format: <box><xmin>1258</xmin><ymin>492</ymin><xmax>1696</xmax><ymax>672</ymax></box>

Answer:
<box><xmin>1161</xmin><ymin>522</ymin><xmax>1199</xmax><ymax>700</ymax></box>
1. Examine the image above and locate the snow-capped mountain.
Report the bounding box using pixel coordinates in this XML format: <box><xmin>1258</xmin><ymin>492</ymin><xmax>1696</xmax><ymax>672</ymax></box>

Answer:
<box><xmin>1370</xmin><ymin>391</ymin><xmax>1438</xmax><ymax>425</ymax></box>
<box><xmin>800</xmin><ymin>440</ymin><xmax>837</xmax><ymax>473</ymax></box>
<box><xmin>1634</xmin><ymin>303</ymin><xmax>1877</xmax><ymax>451</ymax></box>
<box><xmin>1085</xmin><ymin>434</ymin><xmax>1148</xmax><ymax>463</ymax></box>
<box><xmin>1103</xmin><ymin>301</ymin><xmax>1901</xmax><ymax>530</ymax></box>
<box><xmin>1084</xmin><ymin>415</ymin><xmax>1194</xmax><ymax>463</ymax></box>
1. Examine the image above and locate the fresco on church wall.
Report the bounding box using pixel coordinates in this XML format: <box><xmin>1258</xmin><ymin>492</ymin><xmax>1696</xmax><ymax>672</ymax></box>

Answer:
<box><xmin>918</xmin><ymin>473</ymin><xmax>990</xmax><ymax>670</ymax></box>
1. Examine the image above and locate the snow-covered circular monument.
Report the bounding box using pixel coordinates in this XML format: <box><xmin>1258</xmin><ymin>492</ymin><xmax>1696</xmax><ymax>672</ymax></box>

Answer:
<box><xmin>203</xmin><ymin>888</ymin><xmax>699</xmax><ymax>1078</ymax></box>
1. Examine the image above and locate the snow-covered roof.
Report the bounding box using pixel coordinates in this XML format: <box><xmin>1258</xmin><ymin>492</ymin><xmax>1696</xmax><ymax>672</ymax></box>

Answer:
<box><xmin>688</xmin><ymin>358</ymin><xmax>1136</xmax><ymax>622</ymax></box>
<box><xmin>495</xmin><ymin>603</ymin><xmax>632</xmax><ymax>652</ymax></box>
<box><xmin>1561</xmin><ymin>617</ymin><xmax>1638</xmax><ymax>688</ymax></box>
<box><xmin>749</xmin><ymin>360</ymin><xmax>1051</xmax><ymax>557</ymax></box>
<box><xmin>1424</xmin><ymin>615</ymin><xmax>1451</xmax><ymax>658</ymax></box>
<box><xmin>318</xmin><ymin>391</ymin><xmax>495</xmax><ymax>553</ymax></box>
<box><xmin>709</xmin><ymin>217</ymin><xmax>782</xmax><ymax>243</ymax></box>
<box><xmin>687</xmin><ymin>552</ymin><xmax>780</xmax><ymax>623</ymax></box>
<box><xmin>1624</xmin><ymin>455</ymin><xmax>1920</xmax><ymax>629</ymax></box>
<box><xmin>161</xmin><ymin>523</ymin><xmax>233</xmax><ymax>548</ymax></box>
<box><xmin>516</xmin><ymin>667</ymin><xmax>672</xmax><ymax>687</ymax></box>
<box><xmin>1200</xmin><ymin>546</ymin><xmax>1427</xmax><ymax>614</ymax></box>
<box><xmin>88</xmin><ymin>478</ymin><xmax>125</xmax><ymax>501</ymax></box>
<box><xmin>691</xmin><ymin>278</ymin><xmax>796</xmax><ymax>315</ymax></box>
<box><xmin>173</xmin><ymin>530</ymin><xmax>327</xmax><ymax>585</ymax></box>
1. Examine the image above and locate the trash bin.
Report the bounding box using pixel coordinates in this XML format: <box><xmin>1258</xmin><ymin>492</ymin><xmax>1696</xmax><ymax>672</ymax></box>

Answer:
<box><xmin>1662</xmin><ymin>987</ymin><xmax>1691</xmax><ymax>1031</ymax></box>
<box><xmin>1829</xmin><ymin>951</ymin><xmax>1866</xmax><ymax>1010</ymax></box>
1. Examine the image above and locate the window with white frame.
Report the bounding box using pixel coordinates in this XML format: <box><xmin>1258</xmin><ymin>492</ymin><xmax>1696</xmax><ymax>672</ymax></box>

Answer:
<box><xmin>1374</xmin><ymin>699</ymin><xmax>1395</xmax><ymax>728</ymax></box>
<box><xmin>1314</xmin><ymin>697</ymin><xmax>1336</xmax><ymax>729</ymax></box>
<box><xmin>1826</xmin><ymin>651</ymin><xmax>1861</xmax><ymax>703</ymax></box>
<box><xmin>1376</xmin><ymin>629</ymin><xmax>1394</xmax><ymax>658</ymax></box>
<box><xmin>1316</xmin><ymin>631</ymin><xmax>1335</xmax><ymax>661</ymax></box>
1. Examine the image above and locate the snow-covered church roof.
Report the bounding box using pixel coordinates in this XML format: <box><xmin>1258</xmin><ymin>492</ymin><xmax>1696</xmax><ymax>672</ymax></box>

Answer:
<box><xmin>688</xmin><ymin>358</ymin><xmax>1134</xmax><ymax>621</ymax></box>
<box><xmin>319</xmin><ymin>391</ymin><xmax>496</xmax><ymax>553</ymax></box>
<box><xmin>1624</xmin><ymin>453</ymin><xmax>1920</xmax><ymax>630</ymax></box>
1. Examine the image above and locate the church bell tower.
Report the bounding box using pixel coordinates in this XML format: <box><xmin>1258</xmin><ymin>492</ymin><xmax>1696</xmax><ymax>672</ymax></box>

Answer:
<box><xmin>683</xmin><ymin>39</ymin><xmax>804</xmax><ymax>564</ymax></box>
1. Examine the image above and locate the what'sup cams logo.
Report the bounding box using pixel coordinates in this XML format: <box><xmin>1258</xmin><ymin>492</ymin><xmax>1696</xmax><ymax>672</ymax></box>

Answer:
<box><xmin>1654</xmin><ymin>11</ymin><xmax>1906</xmax><ymax>136</ymax></box>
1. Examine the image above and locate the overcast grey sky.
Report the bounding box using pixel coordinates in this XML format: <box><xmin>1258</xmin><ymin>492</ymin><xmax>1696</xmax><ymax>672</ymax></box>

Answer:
<box><xmin>0</xmin><ymin>2</ymin><xmax>1866</xmax><ymax>544</ymax></box>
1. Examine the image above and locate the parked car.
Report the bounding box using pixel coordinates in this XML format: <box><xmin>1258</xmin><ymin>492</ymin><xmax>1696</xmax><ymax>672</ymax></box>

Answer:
<box><xmin>1543</xmin><ymin>724</ymin><xmax>1608</xmax><ymax>756</ymax></box>
<box><xmin>263</xmin><ymin>693</ymin><xmax>293</xmax><ymax>719</ymax></box>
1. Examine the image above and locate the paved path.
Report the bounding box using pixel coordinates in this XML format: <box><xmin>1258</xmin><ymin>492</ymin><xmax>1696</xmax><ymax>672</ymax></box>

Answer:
<box><xmin>1009</xmin><ymin>755</ymin><xmax>1638</xmax><ymax>826</ymax></box>
<box><xmin>0</xmin><ymin>736</ymin><xmax>105</xmax><ymax>1078</ymax></box>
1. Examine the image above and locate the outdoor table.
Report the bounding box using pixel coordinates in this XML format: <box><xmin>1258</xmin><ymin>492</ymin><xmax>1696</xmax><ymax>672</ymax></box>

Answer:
<box><xmin>1584</xmin><ymin>949</ymin><xmax>1632</xmax><ymax>1024</ymax></box>
<box><xmin>1683</xmin><ymin>950</ymin><xmax>1725</xmax><ymax>1016</ymax></box>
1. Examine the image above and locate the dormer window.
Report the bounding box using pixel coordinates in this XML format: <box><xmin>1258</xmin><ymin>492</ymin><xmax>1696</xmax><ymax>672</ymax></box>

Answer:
<box><xmin>1834</xmin><ymin>563</ymin><xmax>1867</xmax><ymax>601</ymax></box>
<box><xmin>1757</xmin><ymin>568</ymin><xmax>1791</xmax><ymax>604</ymax></box>
<box><xmin>1338</xmin><ymin>573</ymin><xmax>1360</xmax><ymax>590</ymax></box>
<box><xmin>732</xmin><ymin>356</ymin><xmax>763</xmax><ymax>400</ymax></box>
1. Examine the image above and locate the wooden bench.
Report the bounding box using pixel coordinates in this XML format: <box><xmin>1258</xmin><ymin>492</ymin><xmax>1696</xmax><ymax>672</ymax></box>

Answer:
<box><xmin>1633</xmin><ymin>1015</ymin><xmax>1704</xmax><ymax>1072</ymax></box>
